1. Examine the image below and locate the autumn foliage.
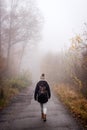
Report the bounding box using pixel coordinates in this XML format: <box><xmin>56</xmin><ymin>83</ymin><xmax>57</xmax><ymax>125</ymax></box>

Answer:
<box><xmin>41</xmin><ymin>24</ymin><xmax>87</xmax><ymax>128</ymax></box>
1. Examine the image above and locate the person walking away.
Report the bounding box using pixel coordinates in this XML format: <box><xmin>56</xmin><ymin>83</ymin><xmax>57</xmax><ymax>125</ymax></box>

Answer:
<box><xmin>34</xmin><ymin>73</ymin><xmax>51</xmax><ymax>122</ymax></box>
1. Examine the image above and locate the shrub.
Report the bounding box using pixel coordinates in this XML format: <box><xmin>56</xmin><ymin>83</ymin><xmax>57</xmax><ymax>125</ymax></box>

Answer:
<box><xmin>0</xmin><ymin>75</ymin><xmax>32</xmax><ymax>109</ymax></box>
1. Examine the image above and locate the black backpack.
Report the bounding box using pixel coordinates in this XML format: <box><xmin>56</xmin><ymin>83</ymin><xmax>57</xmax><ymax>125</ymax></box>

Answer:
<box><xmin>38</xmin><ymin>84</ymin><xmax>48</xmax><ymax>103</ymax></box>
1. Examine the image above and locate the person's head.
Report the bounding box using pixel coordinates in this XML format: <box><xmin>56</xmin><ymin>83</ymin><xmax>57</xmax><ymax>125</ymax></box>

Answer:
<box><xmin>40</xmin><ymin>73</ymin><xmax>45</xmax><ymax>80</ymax></box>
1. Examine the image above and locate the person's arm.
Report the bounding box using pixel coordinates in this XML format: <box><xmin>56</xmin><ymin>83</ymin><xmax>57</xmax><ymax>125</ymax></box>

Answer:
<box><xmin>46</xmin><ymin>81</ymin><xmax>51</xmax><ymax>98</ymax></box>
<box><xmin>34</xmin><ymin>83</ymin><xmax>39</xmax><ymax>100</ymax></box>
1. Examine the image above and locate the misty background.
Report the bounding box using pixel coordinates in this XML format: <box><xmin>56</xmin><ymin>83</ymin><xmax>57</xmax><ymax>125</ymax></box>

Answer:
<box><xmin>0</xmin><ymin>0</ymin><xmax>87</xmax><ymax>127</ymax></box>
<box><xmin>0</xmin><ymin>0</ymin><xmax>87</xmax><ymax>91</ymax></box>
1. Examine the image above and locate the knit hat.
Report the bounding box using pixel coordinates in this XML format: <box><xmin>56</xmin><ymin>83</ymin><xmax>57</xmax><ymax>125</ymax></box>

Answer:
<box><xmin>40</xmin><ymin>73</ymin><xmax>45</xmax><ymax>80</ymax></box>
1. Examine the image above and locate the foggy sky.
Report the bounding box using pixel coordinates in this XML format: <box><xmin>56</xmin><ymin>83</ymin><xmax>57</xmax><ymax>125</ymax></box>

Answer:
<box><xmin>37</xmin><ymin>0</ymin><xmax>87</xmax><ymax>53</ymax></box>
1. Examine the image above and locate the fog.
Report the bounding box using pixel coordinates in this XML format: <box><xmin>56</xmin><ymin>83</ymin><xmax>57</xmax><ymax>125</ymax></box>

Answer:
<box><xmin>16</xmin><ymin>0</ymin><xmax>87</xmax><ymax>82</ymax></box>
<box><xmin>0</xmin><ymin>0</ymin><xmax>87</xmax><ymax>84</ymax></box>
<box><xmin>30</xmin><ymin>0</ymin><xmax>87</xmax><ymax>82</ymax></box>
<box><xmin>1</xmin><ymin>1</ymin><xmax>87</xmax><ymax>127</ymax></box>
<box><xmin>37</xmin><ymin>0</ymin><xmax>87</xmax><ymax>53</ymax></box>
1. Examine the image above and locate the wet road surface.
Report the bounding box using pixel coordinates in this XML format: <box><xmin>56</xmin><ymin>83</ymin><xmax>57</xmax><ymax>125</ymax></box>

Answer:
<box><xmin>0</xmin><ymin>85</ymin><xmax>84</xmax><ymax>130</ymax></box>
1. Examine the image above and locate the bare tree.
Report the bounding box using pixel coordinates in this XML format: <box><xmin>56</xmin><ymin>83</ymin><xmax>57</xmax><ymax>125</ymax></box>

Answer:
<box><xmin>0</xmin><ymin>0</ymin><xmax>43</xmax><ymax>76</ymax></box>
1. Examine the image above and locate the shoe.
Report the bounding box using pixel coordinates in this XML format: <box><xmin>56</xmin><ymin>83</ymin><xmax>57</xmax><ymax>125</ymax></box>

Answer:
<box><xmin>43</xmin><ymin>114</ymin><xmax>46</xmax><ymax>122</ymax></box>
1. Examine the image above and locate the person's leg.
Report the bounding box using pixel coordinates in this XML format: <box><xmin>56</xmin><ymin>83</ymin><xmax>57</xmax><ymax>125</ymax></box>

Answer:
<box><xmin>40</xmin><ymin>103</ymin><xmax>47</xmax><ymax>121</ymax></box>
<box><xmin>40</xmin><ymin>103</ymin><xmax>44</xmax><ymax>119</ymax></box>
<box><xmin>43</xmin><ymin>103</ymin><xmax>47</xmax><ymax>115</ymax></box>
<box><xmin>43</xmin><ymin>103</ymin><xmax>47</xmax><ymax>121</ymax></box>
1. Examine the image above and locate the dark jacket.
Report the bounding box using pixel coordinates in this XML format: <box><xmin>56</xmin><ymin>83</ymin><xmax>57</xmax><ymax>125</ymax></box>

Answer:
<box><xmin>34</xmin><ymin>80</ymin><xmax>51</xmax><ymax>101</ymax></box>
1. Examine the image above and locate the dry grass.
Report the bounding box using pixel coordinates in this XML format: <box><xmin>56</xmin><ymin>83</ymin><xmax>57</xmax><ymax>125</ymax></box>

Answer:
<box><xmin>53</xmin><ymin>84</ymin><xmax>87</xmax><ymax>128</ymax></box>
<box><xmin>0</xmin><ymin>87</ymin><xmax>19</xmax><ymax>110</ymax></box>
<box><xmin>0</xmin><ymin>77</ymin><xmax>31</xmax><ymax>110</ymax></box>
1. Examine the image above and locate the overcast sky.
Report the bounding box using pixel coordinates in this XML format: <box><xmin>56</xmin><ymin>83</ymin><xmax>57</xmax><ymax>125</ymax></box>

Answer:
<box><xmin>37</xmin><ymin>0</ymin><xmax>87</xmax><ymax>53</ymax></box>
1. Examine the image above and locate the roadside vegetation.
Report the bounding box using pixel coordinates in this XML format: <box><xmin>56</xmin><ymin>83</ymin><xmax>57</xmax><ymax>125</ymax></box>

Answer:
<box><xmin>53</xmin><ymin>84</ymin><xmax>87</xmax><ymax>128</ymax></box>
<box><xmin>0</xmin><ymin>74</ymin><xmax>32</xmax><ymax>110</ymax></box>
<box><xmin>41</xmin><ymin>24</ymin><xmax>87</xmax><ymax>128</ymax></box>
<box><xmin>0</xmin><ymin>0</ymin><xmax>43</xmax><ymax>111</ymax></box>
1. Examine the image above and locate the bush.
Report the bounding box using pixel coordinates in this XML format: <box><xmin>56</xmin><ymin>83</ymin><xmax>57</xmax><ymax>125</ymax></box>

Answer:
<box><xmin>0</xmin><ymin>75</ymin><xmax>32</xmax><ymax>109</ymax></box>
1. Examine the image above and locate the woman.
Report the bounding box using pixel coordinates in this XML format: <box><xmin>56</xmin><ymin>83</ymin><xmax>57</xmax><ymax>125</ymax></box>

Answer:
<box><xmin>34</xmin><ymin>73</ymin><xmax>51</xmax><ymax>122</ymax></box>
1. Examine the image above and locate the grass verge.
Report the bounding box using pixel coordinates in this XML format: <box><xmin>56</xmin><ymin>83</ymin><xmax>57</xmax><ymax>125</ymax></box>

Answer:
<box><xmin>0</xmin><ymin>77</ymin><xmax>32</xmax><ymax>110</ymax></box>
<box><xmin>53</xmin><ymin>83</ymin><xmax>87</xmax><ymax>128</ymax></box>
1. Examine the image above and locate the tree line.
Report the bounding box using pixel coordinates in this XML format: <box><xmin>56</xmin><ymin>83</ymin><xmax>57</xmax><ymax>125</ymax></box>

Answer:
<box><xmin>0</xmin><ymin>0</ymin><xmax>43</xmax><ymax>78</ymax></box>
<box><xmin>0</xmin><ymin>0</ymin><xmax>43</xmax><ymax>103</ymax></box>
<box><xmin>41</xmin><ymin>24</ymin><xmax>87</xmax><ymax>98</ymax></box>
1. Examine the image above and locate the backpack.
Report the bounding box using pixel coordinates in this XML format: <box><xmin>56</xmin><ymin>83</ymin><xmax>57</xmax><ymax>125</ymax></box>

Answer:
<box><xmin>38</xmin><ymin>85</ymin><xmax>48</xmax><ymax>103</ymax></box>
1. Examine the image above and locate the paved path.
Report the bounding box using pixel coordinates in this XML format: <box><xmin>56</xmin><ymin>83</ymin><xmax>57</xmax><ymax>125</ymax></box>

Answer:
<box><xmin>0</xmin><ymin>85</ymin><xmax>84</xmax><ymax>130</ymax></box>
